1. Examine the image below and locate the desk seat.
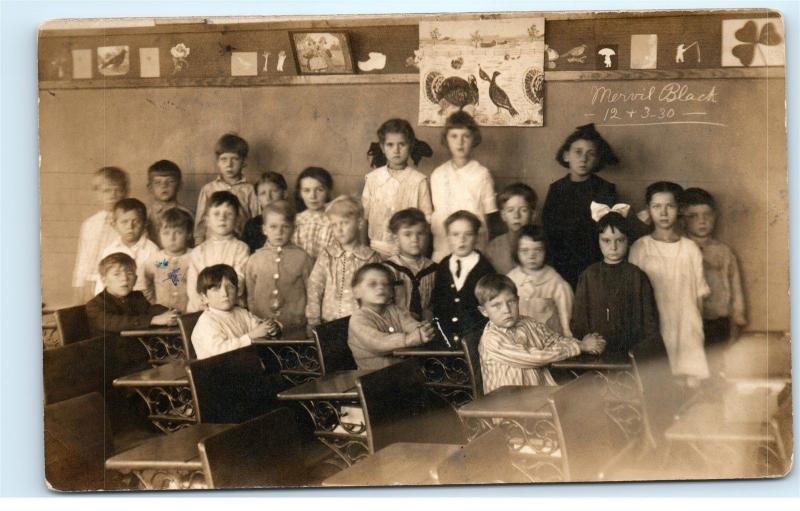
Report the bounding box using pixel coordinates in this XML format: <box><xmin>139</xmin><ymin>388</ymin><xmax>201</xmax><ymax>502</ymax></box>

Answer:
<box><xmin>457</xmin><ymin>385</ymin><xmax>557</xmax><ymax>420</ymax></box>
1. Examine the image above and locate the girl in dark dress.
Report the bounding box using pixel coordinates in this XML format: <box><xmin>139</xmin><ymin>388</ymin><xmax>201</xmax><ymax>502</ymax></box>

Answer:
<box><xmin>542</xmin><ymin>124</ymin><xmax>619</xmax><ymax>289</ymax></box>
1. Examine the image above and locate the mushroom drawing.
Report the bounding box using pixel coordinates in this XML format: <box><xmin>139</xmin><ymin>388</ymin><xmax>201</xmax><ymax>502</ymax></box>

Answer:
<box><xmin>598</xmin><ymin>47</ymin><xmax>616</xmax><ymax>68</ymax></box>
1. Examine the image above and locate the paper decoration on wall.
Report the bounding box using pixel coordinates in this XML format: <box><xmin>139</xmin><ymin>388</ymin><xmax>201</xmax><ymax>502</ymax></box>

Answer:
<box><xmin>170</xmin><ymin>43</ymin><xmax>190</xmax><ymax>74</ymax></box>
<box><xmin>419</xmin><ymin>18</ymin><xmax>545</xmax><ymax>127</ymax></box>
<box><xmin>630</xmin><ymin>34</ymin><xmax>657</xmax><ymax>69</ymax></box>
<box><xmin>563</xmin><ymin>44</ymin><xmax>588</xmax><ymax>64</ymax></box>
<box><xmin>50</xmin><ymin>55</ymin><xmax>67</xmax><ymax>79</ymax></box>
<box><xmin>276</xmin><ymin>50</ymin><xmax>287</xmax><ymax>71</ymax></box>
<box><xmin>596</xmin><ymin>45</ymin><xmax>617</xmax><ymax>69</ymax></box>
<box><xmin>675</xmin><ymin>41</ymin><xmax>701</xmax><ymax>63</ymax></box>
<box><xmin>97</xmin><ymin>46</ymin><xmax>129</xmax><ymax>76</ymax></box>
<box><xmin>290</xmin><ymin>32</ymin><xmax>354</xmax><ymax>74</ymax></box>
<box><xmin>405</xmin><ymin>49</ymin><xmax>422</xmax><ymax>69</ymax></box>
<box><xmin>71</xmin><ymin>49</ymin><xmax>92</xmax><ymax>79</ymax></box>
<box><xmin>139</xmin><ymin>47</ymin><xmax>160</xmax><ymax>78</ymax></box>
<box><xmin>358</xmin><ymin>52</ymin><xmax>387</xmax><ymax>71</ymax></box>
<box><xmin>262</xmin><ymin>52</ymin><xmax>270</xmax><ymax>72</ymax></box>
<box><xmin>722</xmin><ymin>18</ymin><xmax>785</xmax><ymax>67</ymax></box>
<box><xmin>545</xmin><ymin>45</ymin><xmax>559</xmax><ymax>69</ymax></box>
<box><xmin>231</xmin><ymin>52</ymin><xmax>258</xmax><ymax>76</ymax></box>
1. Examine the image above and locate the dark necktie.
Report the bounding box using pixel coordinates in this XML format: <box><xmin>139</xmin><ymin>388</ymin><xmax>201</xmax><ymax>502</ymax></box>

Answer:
<box><xmin>455</xmin><ymin>259</ymin><xmax>462</xmax><ymax>279</ymax></box>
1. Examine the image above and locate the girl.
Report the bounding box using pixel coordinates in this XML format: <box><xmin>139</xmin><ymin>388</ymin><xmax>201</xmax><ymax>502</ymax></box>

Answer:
<box><xmin>507</xmin><ymin>225</ymin><xmax>573</xmax><ymax>336</ymax></box>
<box><xmin>292</xmin><ymin>166</ymin><xmax>334</xmax><ymax>259</ymax></box>
<box><xmin>429</xmin><ymin>111</ymin><xmax>497</xmax><ymax>262</ymax></box>
<box><xmin>629</xmin><ymin>182</ymin><xmax>710</xmax><ymax>386</ymax></box>
<box><xmin>571</xmin><ymin>203</ymin><xmax>662</xmax><ymax>357</ymax></box>
<box><xmin>542</xmin><ymin>123</ymin><xmax>619</xmax><ymax>289</ymax></box>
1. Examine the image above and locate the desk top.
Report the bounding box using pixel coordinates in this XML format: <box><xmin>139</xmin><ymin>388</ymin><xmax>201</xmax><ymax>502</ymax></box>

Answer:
<box><xmin>252</xmin><ymin>338</ymin><xmax>316</xmax><ymax>346</ymax></box>
<box><xmin>105</xmin><ymin>423</ymin><xmax>232</xmax><ymax>471</ymax></box>
<box><xmin>665</xmin><ymin>401</ymin><xmax>775</xmax><ymax>443</ymax></box>
<box><xmin>393</xmin><ymin>342</ymin><xmax>465</xmax><ymax>357</ymax></box>
<box><xmin>551</xmin><ymin>353</ymin><xmax>631</xmax><ymax>370</ymax></box>
<box><xmin>437</xmin><ymin>428</ymin><xmax>530</xmax><ymax>485</ymax></box>
<box><xmin>457</xmin><ymin>385</ymin><xmax>555</xmax><ymax>419</ymax></box>
<box><xmin>120</xmin><ymin>327</ymin><xmax>181</xmax><ymax>337</ymax></box>
<box><xmin>322</xmin><ymin>443</ymin><xmax>463</xmax><ymax>487</ymax></box>
<box><xmin>277</xmin><ymin>370</ymin><xmax>368</xmax><ymax>401</ymax></box>
<box><xmin>113</xmin><ymin>361</ymin><xmax>189</xmax><ymax>387</ymax></box>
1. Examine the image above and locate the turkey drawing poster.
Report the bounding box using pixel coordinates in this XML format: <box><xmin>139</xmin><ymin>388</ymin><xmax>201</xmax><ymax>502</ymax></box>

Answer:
<box><xmin>418</xmin><ymin>18</ymin><xmax>545</xmax><ymax>127</ymax></box>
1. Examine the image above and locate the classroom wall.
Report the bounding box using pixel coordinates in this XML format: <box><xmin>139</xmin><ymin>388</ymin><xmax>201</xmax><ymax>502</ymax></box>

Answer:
<box><xmin>39</xmin><ymin>76</ymin><xmax>788</xmax><ymax>331</ymax></box>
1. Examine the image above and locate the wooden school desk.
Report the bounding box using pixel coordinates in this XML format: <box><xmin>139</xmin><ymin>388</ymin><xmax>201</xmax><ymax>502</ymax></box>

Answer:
<box><xmin>252</xmin><ymin>338</ymin><xmax>321</xmax><ymax>385</ymax></box>
<box><xmin>120</xmin><ymin>326</ymin><xmax>183</xmax><ymax>366</ymax></box>
<box><xmin>392</xmin><ymin>342</ymin><xmax>475</xmax><ymax>406</ymax></box>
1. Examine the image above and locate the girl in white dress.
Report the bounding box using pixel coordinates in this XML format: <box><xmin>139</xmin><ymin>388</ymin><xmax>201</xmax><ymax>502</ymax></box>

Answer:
<box><xmin>629</xmin><ymin>181</ymin><xmax>710</xmax><ymax>386</ymax></box>
<box><xmin>430</xmin><ymin>112</ymin><xmax>497</xmax><ymax>262</ymax></box>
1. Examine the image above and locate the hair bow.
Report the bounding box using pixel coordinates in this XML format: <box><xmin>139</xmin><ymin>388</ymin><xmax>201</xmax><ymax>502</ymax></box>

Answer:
<box><xmin>590</xmin><ymin>201</ymin><xmax>631</xmax><ymax>222</ymax></box>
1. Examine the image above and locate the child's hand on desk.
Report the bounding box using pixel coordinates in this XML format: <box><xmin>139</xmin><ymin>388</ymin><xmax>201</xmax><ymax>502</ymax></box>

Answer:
<box><xmin>415</xmin><ymin>322</ymin><xmax>436</xmax><ymax>344</ymax></box>
<box><xmin>248</xmin><ymin>321</ymin><xmax>273</xmax><ymax>340</ymax></box>
<box><xmin>579</xmin><ymin>333</ymin><xmax>606</xmax><ymax>355</ymax></box>
<box><xmin>151</xmin><ymin>309</ymin><xmax>177</xmax><ymax>326</ymax></box>
<box><xmin>264</xmin><ymin>319</ymin><xmax>281</xmax><ymax>338</ymax></box>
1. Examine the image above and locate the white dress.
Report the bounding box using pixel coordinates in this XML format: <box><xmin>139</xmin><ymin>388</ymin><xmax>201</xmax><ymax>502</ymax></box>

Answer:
<box><xmin>429</xmin><ymin>159</ymin><xmax>497</xmax><ymax>262</ymax></box>
<box><xmin>629</xmin><ymin>236</ymin><xmax>710</xmax><ymax>378</ymax></box>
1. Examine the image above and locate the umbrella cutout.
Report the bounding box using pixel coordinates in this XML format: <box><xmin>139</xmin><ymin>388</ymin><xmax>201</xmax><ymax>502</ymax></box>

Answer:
<box><xmin>598</xmin><ymin>47</ymin><xmax>616</xmax><ymax>68</ymax></box>
<box><xmin>731</xmin><ymin>20</ymin><xmax>783</xmax><ymax>66</ymax></box>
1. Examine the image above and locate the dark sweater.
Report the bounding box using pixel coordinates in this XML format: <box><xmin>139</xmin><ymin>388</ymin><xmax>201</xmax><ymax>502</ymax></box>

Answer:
<box><xmin>86</xmin><ymin>290</ymin><xmax>168</xmax><ymax>336</ymax></box>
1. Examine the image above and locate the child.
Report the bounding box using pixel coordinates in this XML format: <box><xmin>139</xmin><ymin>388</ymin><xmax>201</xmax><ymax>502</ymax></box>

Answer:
<box><xmin>571</xmin><ymin>204</ymin><xmax>662</xmax><ymax>356</ymax></box>
<box><xmin>476</xmin><ymin>274</ymin><xmax>605</xmax><ymax>394</ymax></box>
<box><xmin>305</xmin><ymin>196</ymin><xmax>381</xmax><ymax>335</ymax></box>
<box><xmin>362</xmin><ymin>118</ymin><xmax>434</xmax><ymax>257</ymax></box>
<box><xmin>86</xmin><ymin>253</ymin><xmax>176</xmax><ymax>336</ymax></box>
<box><xmin>542</xmin><ymin>123</ymin><xmax>619</xmax><ymax>289</ymax></box>
<box><xmin>194</xmin><ymin>133</ymin><xmax>260</xmax><ymax>244</ymax></box>
<box><xmin>429</xmin><ymin>112</ymin><xmax>497</xmax><ymax>262</ymax></box>
<box><xmin>348</xmin><ymin>263</ymin><xmax>436</xmax><ymax>370</ymax></box>
<box><xmin>191</xmin><ymin>264</ymin><xmax>280</xmax><ymax>360</ymax></box>
<box><xmin>243</xmin><ymin>171</ymin><xmax>288</xmax><ymax>253</ymax></box>
<box><xmin>383</xmin><ymin>208</ymin><xmax>438</xmax><ymax>321</ymax></box>
<box><xmin>431</xmin><ymin>210</ymin><xmax>496</xmax><ymax>344</ymax></box>
<box><xmin>72</xmin><ymin>166</ymin><xmax>128</xmax><ymax>303</ymax></box>
<box><xmin>245</xmin><ymin>200</ymin><xmax>313</xmax><ymax>339</ymax></box>
<box><xmin>682</xmin><ymin>188</ymin><xmax>746</xmax><ymax>345</ymax></box>
<box><xmin>186</xmin><ymin>191</ymin><xmax>251</xmax><ymax>312</ymax></box>
<box><xmin>94</xmin><ymin>198</ymin><xmax>159</xmax><ymax>297</ymax></box>
<box><xmin>486</xmin><ymin>183</ymin><xmax>537</xmax><ymax>274</ymax></box>
<box><xmin>292</xmin><ymin>166</ymin><xmax>335</xmax><ymax>259</ymax></box>
<box><xmin>145</xmin><ymin>159</ymin><xmax>194</xmax><ymax>247</ymax></box>
<box><xmin>144</xmin><ymin>207</ymin><xmax>194</xmax><ymax>313</ymax></box>
<box><xmin>629</xmin><ymin>182</ymin><xmax>710</xmax><ymax>385</ymax></box>
<box><xmin>507</xmin><ymin>225</ymin><xmax>573</xmax><ymax>336</ymax></box>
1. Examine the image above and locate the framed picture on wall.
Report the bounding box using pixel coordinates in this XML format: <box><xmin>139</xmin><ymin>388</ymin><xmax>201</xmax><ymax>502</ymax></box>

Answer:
<box><xmin>290</xmin><ymin>31</ymin><xmax>355</xmax><ymax>74</ymax></box>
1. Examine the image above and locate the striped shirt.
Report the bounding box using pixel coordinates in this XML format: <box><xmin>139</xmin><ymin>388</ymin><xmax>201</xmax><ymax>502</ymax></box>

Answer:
<box><xmin>479</xmin><ymin>317</ymin><xmax>581</xmax><ymax>394</ymax></box>
<box><xmin>292</xmin><ymin>209</ymin><xmax>333</xmax><ymax>260</ymax></box>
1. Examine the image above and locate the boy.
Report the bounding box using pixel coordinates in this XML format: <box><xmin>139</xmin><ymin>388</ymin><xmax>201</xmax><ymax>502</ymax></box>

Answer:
<box><xmin>382</xmin><ymin>208</ymin><xmax>437</xmax><ymax>321</ymax></box>
<box><xmin>94</xmin><ymin>198</ymin><xmax>159</xmax><ymax>297</ymax></box>
<box><xmin>486</xmin><ymin>183</ymin><xmax>537</xmax><ymax>274</ymax></box>
<box><xmin>431</xmin><ymin>210</ymin><xmax>496</xmax><ymax>345</ymax></box>
<box><xmin>191</xmin><ymin>264</ymin><xmax>280</xmax><ymax>360</ymax></box>
<box><xmin>243</xmin><ymin>171</ymin><xmax>288</xmax><ymax>253</ymax></box>
<box><xmin>306</xmin><ymin>196</ymin><xmax>381</xmax><ymax>335</ymax></box>
<box><xmin>194</xmin><ymin>133</ymin><xmax>260</xmax><ymax>244</ymax></box>
<box><xmin>144</xmin><ymin>208</ymin><xmax>194</xmax><ymax>312</ymax></box>
<box><xmin>245</xmin><ymin>200</ymin><xmax>313</xmax><ymax>339</ymax></box>
<box><xmin>476</xmin><ymin>273</ymin><xmax>606</xmax><ymax>394</ymax></box>
<box><xmin>186</xmin><ymin>191</ymin><xmax>251</xmax><ymax>312</ymax></box>
<box><xmin>682</xmin><ymin>188</ymin><xmax>746</xmax><ymax>345</ymax></box>
<box><xmin>348</xmin><ymin>263</ymin><xmax>435</xmax><ymax>370</ymax></box>
<box><xmin>86</xmin><ymin>253</ymin><xmax>177</xmax><ymax>336</ymax></box>
<box><xmin>72</xmin><ymin>166</ymin><xmax>128</xmax><ymax>303</ymax></box>
<box><xmin>145</xmin><ymin>160</ymin><xmax>194</xmax><ymax>247</ymax></box>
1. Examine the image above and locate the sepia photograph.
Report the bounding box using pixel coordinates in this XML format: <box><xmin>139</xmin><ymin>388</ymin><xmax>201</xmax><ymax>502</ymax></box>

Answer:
<box><xmin>37</xmin><ymin>7</ymin><xmax>791</xmax><ymax>492</ymax></box>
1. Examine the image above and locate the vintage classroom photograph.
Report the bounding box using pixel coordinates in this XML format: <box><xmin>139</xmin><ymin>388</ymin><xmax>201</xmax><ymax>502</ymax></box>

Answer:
<box><xmin>37</xmin><ymin>6</ymin><xmax>792</xmax><ymax>492</ymax></box>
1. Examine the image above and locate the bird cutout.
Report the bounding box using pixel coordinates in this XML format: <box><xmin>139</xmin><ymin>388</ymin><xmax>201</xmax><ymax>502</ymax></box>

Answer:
<box><xmin>96</xmin><ymin>46</ymin><xmax>129</xmax><ymax>76</ymax></box>
<box><xmin>545</xmin><ymin>45</ymin><xmax>560</xmax><ymax>69</ymax></box>
<box><xmin>262</xmin><ymin>52</ymin><xmax>270</xmax><ymax>72</ymax></box>
<box><xmin>675</xmin><ymin>41</ymin><xmax>701</xmax><ymax>63</ymax></box>
<box><xmin>522</xmin><ymin>67</ymin><xmax>544</xmax><ymax>105</ymax></box>
<box><xmin>731</xmin><ymin>20</ymin><xmax>783</xmax><ymax>66</ymax></box>
<box><xmin>276</xmin><ymin>51</ymin><xmax>287</xmax><ymax>72</ymax></box>
<box><xmin>424</xmin><ymin>71</ymin><xmax>479</xmax><ymax>114</ymax></box>
<box><xmin>451</xmin><ymin>56</ymin><xmax>464</xmax><ymax>69</ymax></box>
<box><xmin>479</xmin><ymin>66</ymin><xmax>518</xmax><ymax>117</ymax></box>
<box><xmin>563</xmin><ymin>44</ymin><xmax>588</xmax><ymax>63</ymax></box>
<box><xmin>597</xmin><ymin>46</ymin><xmax>617</xmax><ymax>69</ymax></box>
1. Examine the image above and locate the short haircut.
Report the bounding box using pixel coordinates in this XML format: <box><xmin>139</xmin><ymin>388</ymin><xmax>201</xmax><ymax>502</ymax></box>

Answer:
<box><xmin>215</xmin><ymin>133</ymin><xmax>249</xmax><ymax>159</ymax></box>
<box><xmin>113</xmin><ymin>198</ymin><xmax>147</xmax><ymax>223</ymax></box>
<box><xmin>93</xmin><ymin>166</ymin><xmax>129</xmax><ymax>194</ymax></box>
<box><xmin>197</xmin><ymin>264</ymin><xmax>238</xmax><ymax>295</ymax></box>
<box><xmin>682</xmin><ymin>187</ymin><xmax>717</xmax><ymax>210</ymax></box>
<box><xmin>295</xmin><ymin>166</ymin><xmax>333</xmax><ymax>212</ymax></box>
<box><xmin>351</xmin><ymin>262</ymin><xmax>394</xmax><ymax>288</ymax></box>
<box><xmin>262</xmin><ymin>199</ymin><xmax>296</xmax><ymax>223</ymax></box>
<box><xmin>98</xmin><ymin>252</ymin><xmax>136</xmax><ymax>277</ymax></box>
<box><xmin>207</xmin><ymin>190</ymin><xmax>241</xmax><ymax>214</ymax></box>
<box><xmin>498</xmin><ymin>182</ymin><xmax>538</xmax><ymax>210</ymax></box>
<box><xmin>475</xmin><ymin>273</ymin><xmax>517</xmax><ymax>306</ymax></box>
<box><xmin>441</xmin><ymin>111</ymin><xmax>482</xmax><ymax>148</ymax></box>
<box><xmin>555</xmin><ymin>123</ymin><xmax>619</xmax><ymax>172</ymax></box>
<box><xmin>147</xmin><ymin>160</ymin><xmax>182</xmax><ymax>182</ymax></box>
<box><xmin>325</xmin><ymin>195</ymin><xmax>362</xmax><ymax>220</ymax></box>
<box><xmin>444</xmin><ymin>210</ymin><xmax>481</xmax><ymax>234</ymax></box>
<box><xmin>645</xmin><ymin>181</ymin><xmax>684</xmax><ymax>205</ymax></box>
<box><xmin>512</xmin><ymin>224</ymin><xmax>547</xmax><ymax>265</ymax></box>
<box><xmin>257</xmin><ymin>171</ymin><xmax>288</xmax><ymax>193</ymax></box>
<box><xmin>596</xmin><ymin>212</ymin><xmax>631</xmax><ymax>238</ymax></box>
<box><xmin>388</xmin><ymin>207</ymin><xmax>428</xmax><ymax>233</ymax></box>
<box><xmin>161</xmin><ymin>207</ymin><xmax>194</xmax><ymax>236</ymax></box>
<box><xmin>378</xmin><ymin>118</ymin><xmax>416</xmax><ymax>145</ymax></box>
